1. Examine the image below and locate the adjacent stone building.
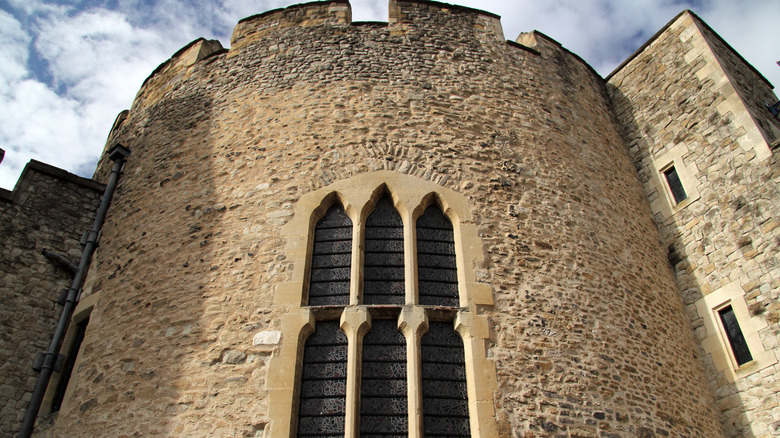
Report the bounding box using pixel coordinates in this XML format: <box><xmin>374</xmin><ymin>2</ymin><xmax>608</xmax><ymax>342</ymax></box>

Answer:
<box><xmin>0</xmin><ymin>162</ymin><xmax>103</xmax><ymax>436</ymax></box>
<box><xmin>1</xmin><ymin>1</ymin><xmax>778</xmax><ymax>437</ymax></box>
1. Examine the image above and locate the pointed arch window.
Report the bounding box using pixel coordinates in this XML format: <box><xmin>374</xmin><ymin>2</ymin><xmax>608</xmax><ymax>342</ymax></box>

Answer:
<box><xmin>308</xmin><ymin>204</ymin><xmax>352</xmax><ymax>306</ymax></box>
<box><xmin>363</xmin><ymin>195</ymin><xmax>405</xmax><ymax>305</ymax></box>
<box><xmin>417</xmin><ymin>204</ymin><xmax>458</xmax><ymax>307</ymax></box>
<box><xmin>293</xmin><ymin>190</ymin><xmax>480</xmax><ymax>437</ymax></box>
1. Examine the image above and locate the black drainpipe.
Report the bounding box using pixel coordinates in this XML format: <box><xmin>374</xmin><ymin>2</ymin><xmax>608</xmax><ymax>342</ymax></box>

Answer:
<box><xmin>19</xmin><ymin>144</ymin><xmax>131</xmax><ymax>438</ymax></box>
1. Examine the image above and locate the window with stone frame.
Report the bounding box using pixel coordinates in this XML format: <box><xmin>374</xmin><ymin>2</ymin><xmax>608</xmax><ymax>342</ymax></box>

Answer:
<box><xmin>663</xmin><ymin>165</ymin><xmax>687</xmax><ymax>204</ymax></box>
<box><xmin>296</xmin><ymin>193</ymin><xmax>470</xmax><ymax>437</ymax></box>
<box><xmin>266</xmin><ymin>172</ymin><xmax>498</xmax><ymax>438</ymax></box>
<box><xmin>717</xmin><ymin>305</ymin><xmax>753</xmax><ymax>367</ymax></box>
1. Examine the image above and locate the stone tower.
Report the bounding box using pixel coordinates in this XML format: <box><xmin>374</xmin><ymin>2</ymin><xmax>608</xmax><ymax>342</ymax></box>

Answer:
<box><xmin>3</xmin><ymin>1</ymin><xmax>778</xmax><ymax>437</ymax></box>
<box><xmin>607</xmin><ymin>11</ymin><xmax>780</xmax><ymax>437</ymax></box>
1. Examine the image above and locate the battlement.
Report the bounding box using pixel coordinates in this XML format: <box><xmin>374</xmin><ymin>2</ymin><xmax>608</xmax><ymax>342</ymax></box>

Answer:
<box><xmin>132</xmin><ymin>0</ymin><xmax>509</xmax><ymax>104</ymax></box>
<box><xmin>230</xmin><ymin>0</ymin><xmax>351</xmax><ymax>54</ymax></box>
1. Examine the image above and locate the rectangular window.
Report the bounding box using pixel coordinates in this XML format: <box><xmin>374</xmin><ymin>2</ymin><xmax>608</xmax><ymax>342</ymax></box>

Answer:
<box><xmin>718</xmin><ymin>306</ymin><xmax>753</xmax><ymax>366</ymax></box>
<box><xmin>50</xmin><ymin>317</ymin><xmax>89</xmax><ymax>413</ymax></box>
<box><xmin>663</xmin><ymin>166</ymin><xmax>687</xmax><ymax>204</ymax></box>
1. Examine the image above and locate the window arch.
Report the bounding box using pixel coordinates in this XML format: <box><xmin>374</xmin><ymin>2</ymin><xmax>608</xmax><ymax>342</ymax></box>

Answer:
<box><xmin>416</xmin><ymin>203</ymin><xmax>458</xmax><ymax>307</ymax></box>
<box><xmin>267</xmin><ymin>171</ymin><xmax>498</xmax><ymax>438</ymax></box>
<box><xmin>363</xmin><ymin>194</ymin><xmax>405</xmax><ymax>305</ymax></box>
<box><xmin>308</xmin><ymin>204</ymin><xmax>352</xmax><ymax>306</ymax></box>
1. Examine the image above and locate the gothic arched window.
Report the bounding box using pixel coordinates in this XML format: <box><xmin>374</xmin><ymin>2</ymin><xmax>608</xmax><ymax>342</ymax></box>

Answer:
<box><xmin>417</xmin><ymin>204</ymin><xmax>458</xmax><ymax>307</ymax></box>
<box><xmin>308</xmin><ymin>204</ymin><xmax>352</xmax><ymax>306</ymax></box>
<box><xmin>363</xmin><ymin>195</ymin><xmax>405</xmax><ymax>305</ymax></box>
<box><xmin>281</xmin><ymin>180</ymin><xmax>496</xmax><ymax>438</ymax></box>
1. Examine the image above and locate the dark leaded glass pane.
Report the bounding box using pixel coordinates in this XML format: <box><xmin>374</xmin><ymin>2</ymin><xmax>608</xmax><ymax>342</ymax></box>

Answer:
<box><xmin>663</xmin><ymin>166</ymin><xmax>687</xmax><ymax>204</ymax></box>
<box><xmin>309</xmin><ymin>204</ymin><xmax>352</xmax><ymax>306</ymax></box>
<box><xmin>417</xmin><ymin>205</ymin><xmax>459</xmax><ymax>307</ymax></box>
<box><xmin>360</xmin><ymin>319</ymin><xmax>407</xmax><ymax>435</ymax></box>
<box><xmin>363</xmin><ymin>196</ymin><xmax>404</xmax><ymax>305</ymax></box>
<box><xmin>298</xmin><ymin>321</ymin><xmax>348</xmax><ymax>437</ymax></box>
<box><xmin>718</xmin><ymin>306</ymin><xmax>753</xmax><ymax>366</ymax></box>
<box><xmin>421</xmin><ymin>321</ymin><xmax>470</xmax><ymax>437</ymax></box>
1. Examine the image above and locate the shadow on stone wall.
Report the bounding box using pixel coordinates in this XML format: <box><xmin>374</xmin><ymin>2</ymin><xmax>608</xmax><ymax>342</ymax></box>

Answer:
<box><xmin>607</xmin><ymin>83</ymin><xmax>749</xmax><ymax>438</ymax></box>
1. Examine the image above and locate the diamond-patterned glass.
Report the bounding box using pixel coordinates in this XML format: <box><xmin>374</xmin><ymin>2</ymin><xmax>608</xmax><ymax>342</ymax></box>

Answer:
<box><xmin>298</xmin><ymin>321</ymin><xmax>348</xmax><ymax>436</ymax></box>
<box><xmin>417</xmin><ymin>204</ymin><xmax>459</xmax><ymax>307</ymax></box>
<box><xmin>364</xmin><ymin>196</ymin><xmax>404</xmax><ymax>305</ymax></box>
<box><xmin>308</xmin><ymin>204</ymin><xmax>352</xmax><ymax>306</ymax></box>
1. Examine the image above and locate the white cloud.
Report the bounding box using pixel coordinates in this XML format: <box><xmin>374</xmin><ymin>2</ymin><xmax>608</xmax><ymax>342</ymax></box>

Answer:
<box><xmin>35</xmin><ymin>10</ymin><xmax>169</xmax><ymax>101</ymax></box>
<box><xmin>0</xmin><ymin>11</ymin><xmax>30</xmax><ymax>84</ymax></box>
<box><xmin>0</xmin><ymin>5</ymin><xmax>181</xmax><ymax>189</ymax></box>
<box><xmin>0</xmin><ymin>0</ymin><xmax>777</xmax><ymax>190</ymax></box>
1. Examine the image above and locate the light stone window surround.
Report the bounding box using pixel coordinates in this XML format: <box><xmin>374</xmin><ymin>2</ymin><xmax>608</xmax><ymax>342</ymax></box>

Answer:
<box><xmin>649</xmin><ymin>143</ymin><xmax>701</xmax><ymax>219</ymax></box>
<box><xmin>696</xmin><ymin>280</ymin><xmax>777</xmax><ymax>382</ymax></box>
<box><xmin>266</xmin><ymin>170</ymin><xmax>498</xmax><ymax>438</ymax></box>
<box><xmin>41</xmin><ymin>291</ymin><xmax>100</xmax><ymax>414</ymax></box>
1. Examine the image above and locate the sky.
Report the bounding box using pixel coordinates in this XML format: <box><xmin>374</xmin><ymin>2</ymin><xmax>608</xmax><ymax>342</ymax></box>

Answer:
<box><xmin>0</xmin><ymin>0</ymin><xmax>778</xmax><ymax>190</ymax></box>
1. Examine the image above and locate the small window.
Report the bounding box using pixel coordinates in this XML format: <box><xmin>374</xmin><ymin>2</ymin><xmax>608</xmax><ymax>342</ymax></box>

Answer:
<box><xmin>663</xmin><ymin>166</ymin><xmax>687</xmax><ymax>204</ymax></box>
<box><xmin>417</xmin><ymin>204</ymin><xmax>459</xmax><ymax>307</ymax></box>
<box><xmin>363</xmin><ymin>195</ymin><xmax>405</xmax><ymax>305</ymax></box>
<box><xmin>50</xmin><ymin>317</ymin><xmax>89</xmax><ymax>413</ymax></box>
<box><xmin>718</xmin><ymin>306</ymin><xmax>753</xmax><ymax>366</ymax></box>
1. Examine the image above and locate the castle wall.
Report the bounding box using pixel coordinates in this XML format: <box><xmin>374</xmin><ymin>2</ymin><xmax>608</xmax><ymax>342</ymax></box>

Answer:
<box><xmin>608</xmin><ymin>11</ymin><xmax>780</xmax><ymax>437</ymax></box>
<box><xmin>40</xmin><ymin>1</ymin><xmax>722</xmax><ymax>436</ymax></box>
<box><xmin>694</xmin><ymin>18</ymin><xmax>780</xmax><ymax>150</ymax></box>
<box><xmin>0</xmin><ymin>161</ymin><xmax>103</xmax><ymax>436</ymax></box>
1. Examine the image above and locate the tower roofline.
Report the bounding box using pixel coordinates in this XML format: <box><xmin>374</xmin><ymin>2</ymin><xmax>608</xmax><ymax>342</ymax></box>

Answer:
<box><xmin>606</xmin><ymin>9</ymin><xmax>773</xmax><ymax>89</ymax></box>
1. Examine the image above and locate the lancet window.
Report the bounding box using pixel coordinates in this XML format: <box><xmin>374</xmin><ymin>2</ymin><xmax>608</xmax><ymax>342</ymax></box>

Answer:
<box><xmin>296</xmin><ymin>191</ymin><xmax>470</xmax><ymax>437</ymax></box>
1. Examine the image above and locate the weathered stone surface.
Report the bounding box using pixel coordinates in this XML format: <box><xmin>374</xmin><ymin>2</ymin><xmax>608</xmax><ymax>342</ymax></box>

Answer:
<box><xmin>7</xmin><ymin>2</ymin><xmax>777</xmax><ymax>437</ymax></box>
<box><xmin>29</xmin><ymin>2</ymin><xmax>724</xmax><ymax>437</ymax></box>
<box><xmin>608</xmin><ymin>10</ymin><xmax>779</xmax><ymax>438</ymax></box>
<box><xmin>252</xmin><ymin>331</ymin><xmax>281</xmax><ymax>346</ymax></box>
<box><xmin>0</xmin><ymin>161</ymin><xmax>103</xmax><ymax>436</ymax></box>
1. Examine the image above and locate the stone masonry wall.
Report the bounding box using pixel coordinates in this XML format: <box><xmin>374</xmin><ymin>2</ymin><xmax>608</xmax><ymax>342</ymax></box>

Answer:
<box><xmin>43</xmin><ymin>1</ymin><xmax>722</xmax><ymax>437</ymax></box>
<box><xmin>694</xmin><ymin>18</ymin><xmax>780</xmax><ymax>148</ymax></box>
<box><xmin>608</xmin><ymin>11</ymin><xmax>780</xmax><ymax>438</ymax></box>
<box><xmin>0</xmin><ymin>161</ymin><xmax>103</xmax><ymax>436</ymax></box>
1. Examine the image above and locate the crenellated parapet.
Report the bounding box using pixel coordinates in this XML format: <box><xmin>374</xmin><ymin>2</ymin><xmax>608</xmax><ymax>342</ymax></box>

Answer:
<box><xmin>130</xmin><ymin>0</ymin><xmax>518</xmax><ymax>112</ymax></box>
<box><xmin>230</xmin><ymin>0</ymin><xmax>351</xmax><ymax>55</ymax></box>
<box><xmin>388</xmin><ymin>0</ymin><xmax>503</xmax><ymax>42</ymax></box>
<box><xmin>132</xmin><ymin>38</ymin><xmax>224</xmax><ymax>111</ymax></box>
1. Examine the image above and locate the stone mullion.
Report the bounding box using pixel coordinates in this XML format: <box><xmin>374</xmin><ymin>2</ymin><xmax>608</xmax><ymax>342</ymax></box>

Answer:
<box><xmin>266</xmin><ymin>309</ymin><xmax>315</xmax><ymax>438</ymax></box>
<box><xmin>455</xmin><ymin>310</ymin><xmax>498</xmax><ymax>438</ymax></box>
<box><xmin>350</xmin><ymin>210</ymin><xmax>363</xmax><ymax>306</ymax></box>
<box><xmin>340</xmin><ymin>306</ymin><xmax>370</xmax><ymax>438</ymax></box>
<box><xmin>403</xmin><ymin>204</ymin><xmax>418</xmax><ymax>305</ymax></box>
<box><xmin>398</xmin><ymin>306</ymin><xmax>428</xmax><ymax>438</ymax></box>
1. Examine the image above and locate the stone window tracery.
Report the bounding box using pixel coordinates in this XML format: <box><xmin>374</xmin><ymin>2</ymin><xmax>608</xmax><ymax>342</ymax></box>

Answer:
<box><xmin>267</xmin><ymin>171</ymin><xmax>498</xmax><ymax>438</ymax></box>
<box><xmin>298</xmin><ymin>194</ymin><xmax>465</xmax><ymax>436</ymax></box>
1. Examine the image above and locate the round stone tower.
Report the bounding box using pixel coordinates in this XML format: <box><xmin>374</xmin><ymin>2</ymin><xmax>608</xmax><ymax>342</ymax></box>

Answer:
<box><xmin>40</xmin><ymin>1</ymin><xmax>724</xmax><ymax>436</ymax></box>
